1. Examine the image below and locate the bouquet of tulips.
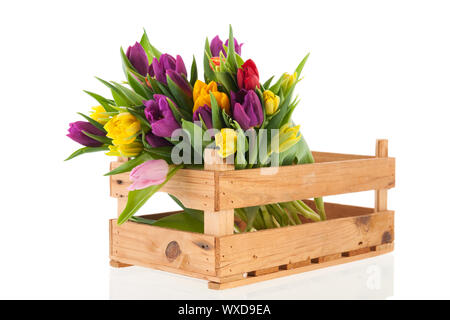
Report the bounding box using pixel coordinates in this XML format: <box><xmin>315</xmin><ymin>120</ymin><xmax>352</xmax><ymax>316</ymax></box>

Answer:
<box><xmin>66</xmin><ymin>26</ymin><xmax>326</xmax><ymax>232</ymax></box>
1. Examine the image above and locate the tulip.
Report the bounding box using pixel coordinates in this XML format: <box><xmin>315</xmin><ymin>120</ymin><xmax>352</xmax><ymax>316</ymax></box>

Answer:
<box><xmin>67</xmin><ymin>121</ymin><xmax>106</xmax><ymax>147</ymax></box>
<box><xmin>145</xmin><ymin>130</ymin><xmax>172</xmax><ymax>148</ymax></box>
<box><xmin>237</xmin><ymin>59</ymin><xmax>260</xmax><ymax>91</ymax></box>
<box><xmin>281</xmin><ymin>72</ymin><xmax>297</xmax><ymax>94</ymax></box>
<box><xmin>106</xmin><ymin>141</ymin><xmax>143</xmax><ymax>157</ymax></box>
<box><xmin>104</xmin><ymin>112</ymin><xmax>141</xmax><ymax>145</ymax></box>
<box><xmin>90</xmin><ymin>105</ymin><xmax>110</xmax><ymax>125</ymax></box>
<box><xmin>166</xmin><ymin>69</ymin><xmax>192</xmax><ymax>97</ymax></box>
<box><xmin>263</xmin><ymin>90</ymin><xmax>280</xmax><ymax>116</ymax></box>
<box><xmin>126</xmin><ymin>42</ymin><xmax>149</xmax><ymax>76</ymax></box>
<box><xmin>215</xmin><ymin>128</ymin><xmax>237</xmax><ymax>158</ymax></box>
<box><xmin>230</xmin><ymin>89</ymin><xmax>263</xmax><ymax>130</ymax></box>
<box><xmin>149</xmin><ymin>54</ymin><xmax>187</xmax><ymax>85</ymax></box>
<box><xmin>210</xmin><ymin>35</ymin><xmax>243</xmax><ymax>57</ymax></box>
<box><xmin>192</xmin><ymin>80</ymin><xmax>230</xmax><ymax>114</ymax></box>
<box><xmin>144</xmin><ymin>94</ymin><xmax>181</xmax><ymax>138</ymax></box>
<box><xmin>193</xmin><ymin>105</ymin><xmax>213</xmax><ymax>129</ymax></box>
<box><xmin>271</xmin><ymin>124</ymin><xmax>302</xmax><ymax>154</ymax></box>
<box><xmin>128</xmin><ymin>159</ymin><xmax>169</xmax><ymax>191</ymax></box>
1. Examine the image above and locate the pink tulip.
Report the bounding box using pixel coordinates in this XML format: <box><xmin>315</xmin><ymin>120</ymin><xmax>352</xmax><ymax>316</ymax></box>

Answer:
<box><xmin>128</xmin><ymin>160</ymin><xmax>169</xmax><ymax>191</ymax></box>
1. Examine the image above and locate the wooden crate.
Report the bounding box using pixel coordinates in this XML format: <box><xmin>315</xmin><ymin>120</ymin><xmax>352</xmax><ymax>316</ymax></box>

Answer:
<box><xmin>109</xmin><ymin>139</ymin><xmax>395</xmax><ymax>289</ymax></box>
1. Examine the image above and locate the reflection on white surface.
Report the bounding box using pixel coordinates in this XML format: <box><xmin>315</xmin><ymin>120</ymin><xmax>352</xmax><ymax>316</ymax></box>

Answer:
<box><xmin>110</xmin><ymin>254</ymin><xmax>394</xmax><ymax>300</ymax></box>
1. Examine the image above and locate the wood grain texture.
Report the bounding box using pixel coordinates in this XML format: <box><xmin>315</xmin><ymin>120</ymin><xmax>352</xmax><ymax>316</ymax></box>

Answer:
<box><xmin>109</xmin><ymin>162</ymin><xmax>215</xmax><ymax>211</ymax></box>
<box><xmin>311</xmin><ymin>151</ymin><xmax>374</xmax><ymax>163</ymax></box>
<box><xmin>217</xmin><ymin>157</ymin><xmax>395</xmax><ymax>210</ymax></box>
<box><xmin>208</xmin><ymin>243</ymin><xmax>394</xmax><ymax>290</ymax></box>
<box><xmin>203</xmin><ymin>149</ymin><xmax>235</xmax><ymax>236</ymax></box>
<box><xmin>110</xmin><ymin>220</ymin><xmax>217</xmax><ymax>276</ymax></box>
<box><xmin>375</xmin><ymin>139</ymin><xmax>389</xmax><ymax>212</ymax></box>
<box><xmin>215</xmin><ymin>211</ymin><xmax>394</xmax><ymax>277</ymax></box>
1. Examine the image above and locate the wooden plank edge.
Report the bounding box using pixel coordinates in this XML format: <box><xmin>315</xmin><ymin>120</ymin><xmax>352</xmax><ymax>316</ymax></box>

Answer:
<box><xmin>109</xmin><ymin>255</ymin><xmax>224</xmax><ymax>283</ymax></box>
<box><xmin>208</xmin><ymin>243</ymin><xmax>394</xmax><ymax>290</ymax></box>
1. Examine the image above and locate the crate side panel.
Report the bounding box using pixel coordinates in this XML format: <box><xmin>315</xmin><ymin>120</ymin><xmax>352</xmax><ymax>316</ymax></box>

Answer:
<box><xmin>216</xmin><ymin>211</ymin><xmax>394</xmax><ymax>277</ymax></box>
<box><xmin>218</xmin><ymin>158</ymin><xmax>395</xmax><ymax>210</ymax></box>
<box><xmin>110</xmin><ymin>220</ymin><xmax>217</xmax><ymax>276</ymax></box>
<box><xmin>110</xmin><ymin>163</ymin><xmax>216</xmax><ymax>211</ymax></box>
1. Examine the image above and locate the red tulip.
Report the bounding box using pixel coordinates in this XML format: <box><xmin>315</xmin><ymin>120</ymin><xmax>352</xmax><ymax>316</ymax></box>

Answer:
<box><xmin>237</xmin><ymin>59</ymin><xmax>260</xmax><ymax>91</ymax></box>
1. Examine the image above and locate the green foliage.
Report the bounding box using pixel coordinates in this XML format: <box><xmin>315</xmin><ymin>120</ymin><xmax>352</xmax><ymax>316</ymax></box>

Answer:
<box><xmin>65</xmin><ymin>145</ymin><xmax>109</xmax><ymax>161</ymax></box>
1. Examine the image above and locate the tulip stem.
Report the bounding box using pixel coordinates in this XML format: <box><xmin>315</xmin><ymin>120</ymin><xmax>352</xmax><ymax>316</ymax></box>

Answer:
<box><xmin>292</xmin><ymin>200</ymin><xmax>321</xmax><ymax>222</ymax></box>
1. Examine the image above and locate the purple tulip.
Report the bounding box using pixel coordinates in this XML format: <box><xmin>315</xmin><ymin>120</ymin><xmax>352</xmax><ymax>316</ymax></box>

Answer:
<box><xmin>67</xmin><ymin>121</ymin><xmax>106</xmax><ymax>147</ymax></box>
<box><xmin>210</xmin><ymin>35</ymin><xmax>243</xmax><ymax>57</ymax></box>
<box><xmin>144</xmin><ymin>94</ymin><xmax>181</xmax><ymax>138</ymax></box>
<box><xmin>167</xmin><ymin>69</ymin><xmax>192</xmax><ymax>97</ymax></box>
<box><xmin>126</xmin><ymin>42</ymin><xmax>149</xmax><ymax>76</ymax></box>
<box><xmin>193</xmin><ymin>105</ymin><xmax>213</xmax><ymax>130</ymax></box>
<box><xmin>149</xmin><ymin>54</ymin><xmax>187</xmax><ymax>85</ymax></box>
<box><xmin>145</xmin><ymin>130</ymin><xmax>172</xmax><ymax>148</ymax></box>
<box><xmin>230</xmin><ymin>89</ymin><xmax>263</xmax><ymax>131</ymax></box>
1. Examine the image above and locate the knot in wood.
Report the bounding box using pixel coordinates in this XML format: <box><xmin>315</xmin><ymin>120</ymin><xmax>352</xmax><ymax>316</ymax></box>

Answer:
<box><xmin>165</xmin><ymin>241</ymin><xmax>181</xmax><ymax>261</ymax></box>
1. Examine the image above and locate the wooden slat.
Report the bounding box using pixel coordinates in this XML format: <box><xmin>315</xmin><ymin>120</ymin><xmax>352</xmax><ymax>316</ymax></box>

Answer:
<box><xmin>217</xmin><ymin>157</ymin><xmax>395</xmax><ymax>210</ymax></box>
<box><xmin>110</xmin><ymin>220</ymin><xmax>217</xmax><ymax>276</ymax></box>
<box><xmin>203</xmin><ymin>149</ymin><xmax>235</xmax><ymax>236</ymax></box>
<box><xmin>311</xmin><ymin>151</ymin><xmax>374</xmax><ymax>163</ymax></box>
<box><xmin>208</xmin><ymin>243</ymin><xmax>394</xmax><ymax>290</ymax></box>
<box><xmin>375</xmin><ymin>139</ymin><xmax>389</xmax><ymax>212</ymax></box>
<box><xmin>109</xmin><ymin>163</ymin><xmax>215</xmax><ymax>211</ymax></box>
<box><xmin>215</xmin><ymin>210</ymin><xmax>394</xmax><ymax>277</ymax></box>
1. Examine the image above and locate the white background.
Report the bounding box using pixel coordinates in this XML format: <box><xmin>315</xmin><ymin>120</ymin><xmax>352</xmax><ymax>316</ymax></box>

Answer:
<box><xmin>1</xmin><ymin>0</ymin><xmax>449</xmax><ymax>299</ymax></box>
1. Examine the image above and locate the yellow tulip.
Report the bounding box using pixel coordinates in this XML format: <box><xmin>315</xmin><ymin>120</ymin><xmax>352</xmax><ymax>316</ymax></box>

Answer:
<box><xmin>193</xmin><ymin>80</ymin><xmax>230</xmax><ymax>114</ymax></box>
<box><xmin>106</xmin><ymin>141</ymin><xmax>143</xmax><ymax>157</ymax></box>
<box><xmin>215</xmin><ymin>128</ymin><xmax>237</xmax><ymax>158</ymax></box>
<box><xmin>271</xmin><ymin>124</ymin><xmax>302</xmax><ymax>154</ymax></box>
<box><xmin>90</xmin><ymin>105</ymin><xmax>110</xmax><ymax>125</ymax></box>
<box><xmin>104</xmin><ymin>112</ymin><xmax>141</xmax><ymax>145</ymax></box>
<box><xmin>263</xmin><ymin>90</ymin><xmax>280</xmax><ymax>115</ymax></box>
<box><xmin>281</xmin><ymin>72</ymin><xmax>297</xmax><ymax>94</ymax></box>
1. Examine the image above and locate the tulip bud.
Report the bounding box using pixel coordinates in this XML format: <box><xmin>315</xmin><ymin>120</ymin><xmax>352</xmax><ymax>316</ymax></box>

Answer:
<box><xmin>67</xmin><ymin>121</ymin><xmax>106</xmax><ymax>147</ymax></box>
<box><xmin>128</xmin><ymin>159</ymin><xmax>169</xmax><ymax>191</ymax></box>
<box><xmin>90</xmin><ymin>105</ymin><xmax>110</xmax><ymax>125</ymax></box>
<box><xmin>281</xmin><ymin>72</ymin><xmax>297</xmax><ymax>94</ymax></box>
<box><xmin>271</xmin><ymin>124</ymin><xmax>302</xmax><ymax>154</ymax></box>
<box><xmin>104</xmin><ymin>112</ymin><xmax>141</xmax><ymax>145</ymax></box>
<box><xmin>106</xmin><ymin>141</ymin><xmax>143</xmax><ymax>157</ymax></box>
<box><xmin>126</xmin><ymin>42</ymin><xmax>149</xmax><ymax>76</ymax></box>
<box><xmin>215</xmin><ymin>128</ymin><xmax>238</xmax><ymax>158</ymax></box>
<box><xmin>263</xmin><ymin>90</ymin><xmax>280</xmax><ymax>116</ymax></box>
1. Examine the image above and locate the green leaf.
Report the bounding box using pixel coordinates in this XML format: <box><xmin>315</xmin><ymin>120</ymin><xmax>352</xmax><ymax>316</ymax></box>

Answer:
<box><xmin>166</xmin><ymin>97</ymin><xmax>183</xmax><ymax>124</ymax></box>
<box><xmin>82</xmin><ymin>131</ymin><xmax>112</xmax><ymax>145</ymax></box>
<box><xmin>131</xmin><ymin>211</ymin><xmax>203</xmax><ymax>233</ymax></box>
<box><xmin>166</xmin><ymin>74</ymin><xmax>194</xmax><ymax>115</ymax></box>
<box><xmin>104</xmin><ymin>151</ymin><xmax>154</xmax><ymax>176</ymax></box>
<box><xmin>203</xmin><ymin>38</ymin><xmax>216</xmax><ymax>83</ymax></box>
<box><xmin>263</xmin><ymin>76</ymin><xmax>275</xmax><ymax>89</ymax></box>
<box><xmin>117</xmin><ymin>165</ymin><xmax>181</xmax><ymax>225</ymax></box>
<box><xmin>295</xmin><ymin>53</ymin><xmax>310</xmax><ymax>80</ymax></box>
<box><xmin>225</xmin><ymin>25</ymin><xmax>238</xmax><ymax>73</ymax></box>
<box><xmin>144</xmin><ymin>146</ymin><xmax>173</xmax><ymax>162</ymax></box>
<box><xmin>182</xmin><ymin>119</ymin><xmax>207</xmax><ymax>149</ymax></box>
<box><xmin>126</xmin><ymin>108</ymin><xmax>151</xmax><ymax>130</ymax></box>
<box><xmin>168</xmin><ymin>194</ymin><xmax>204</xmax><ymax>215</ymax></box>
<box><xmin>209</xmin><ymin>93</ymin><xmax>223</xmax><ymax>130</ymax></box>
<box><xmin>126</xmin><ymin>70</ymin><xmax>152</xmax><ymax>99</ymax></box>
<box><xmin>235</xmin><ymin>126</ymin><xmax>247</xmax><ymax>170</ymax></box>
<box><xmin>95</xmin><ymin>77</ymin><xmax>134</xmax><ymax>107</ymax></box>
<box><xmin>76</xmin><ymin>112</ymin><xmax>106</xmax><ymax>133</ymax></box>
<box><xmin>190</xmin><ymin>56</ymin><xmax>198</xmax><ymax>87</ymax></box>
<box><xmin>243</xmin><ymin>206</ymin><xmax>260</xmax><ymax>231</ymax></box>
<box><xmin>111</xmin><ymin>81</ymin><xmax>146</xmax><ymax>106</ymax></box>
<box><xmin>140</xmin><ymin>29</ymin><xmax>162</xmax><ymax>61</ymax></box>
<box><xmin>64</xmin><ymin>145</ymin><xmax>109</xmax><ymax>161</ymax></box>
<box><xmin>215</xmin><ymin>71</ymin><xmax>238</xmax><ymax>92</ymax></box>
<box><xmin>83</xmin><ymin>90</ymin><xmax>117</xmax><ymax>113</ymax></box>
